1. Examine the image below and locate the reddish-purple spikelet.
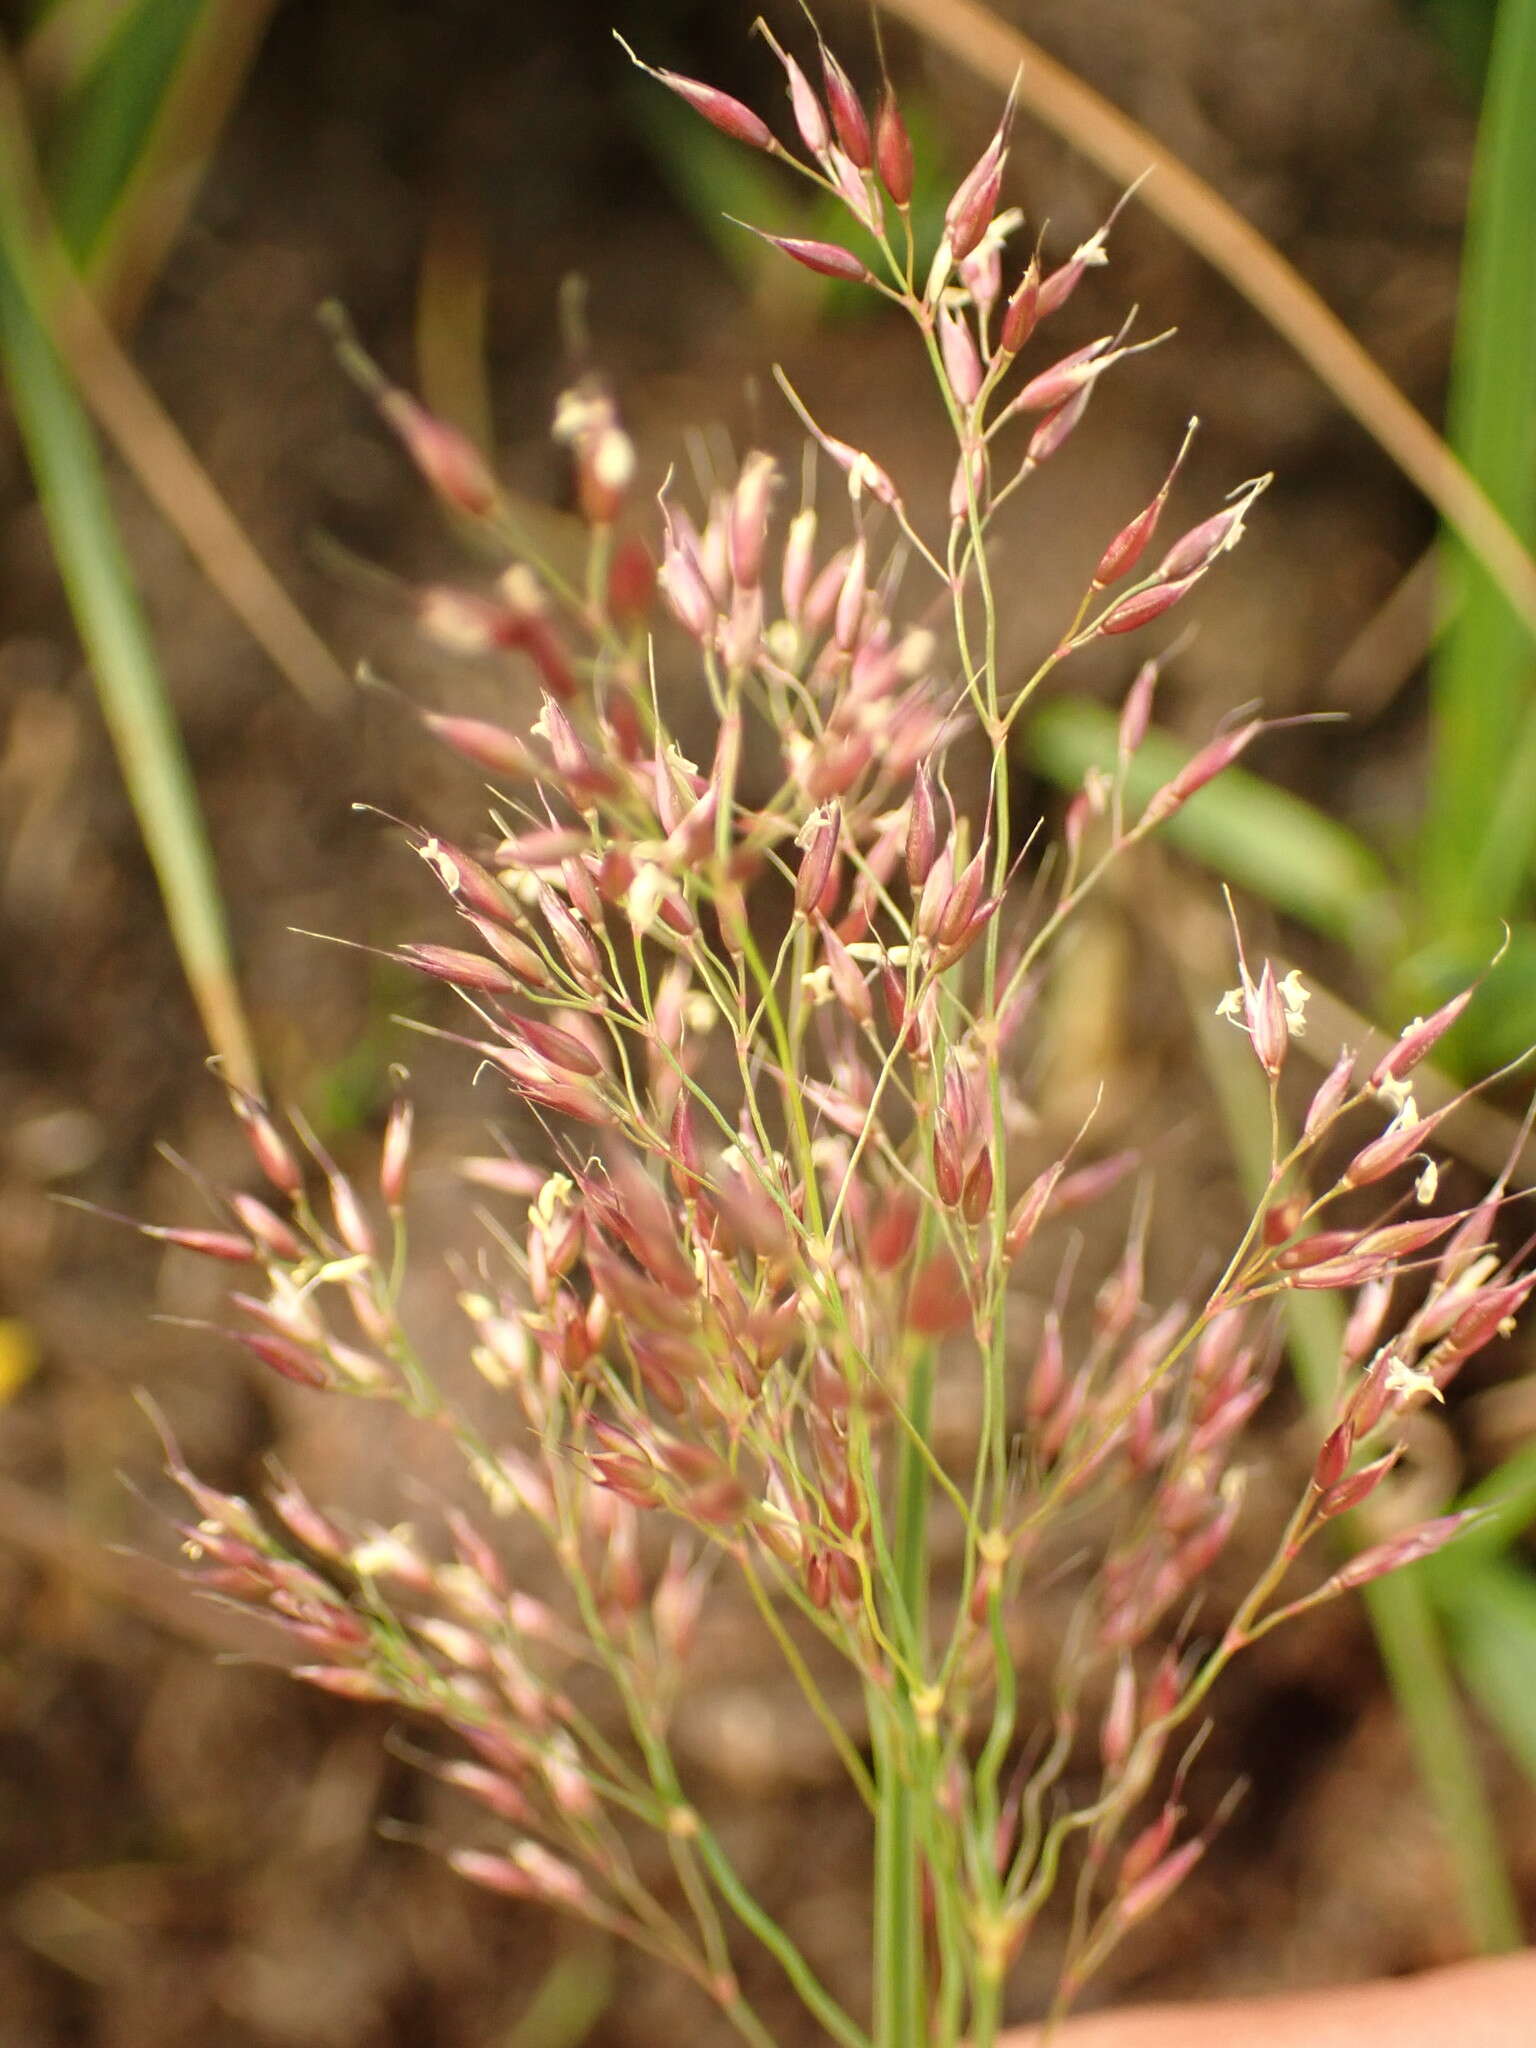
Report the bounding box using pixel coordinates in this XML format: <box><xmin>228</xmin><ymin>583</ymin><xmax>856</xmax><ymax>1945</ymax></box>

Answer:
<box><xmin>819</xmin><ymin>43</ymin><xmax>871</xmax><ymax>168</ymax></box>
<box><xmin>875</xmin><ymin>89</ymin><xmax>914</xmax><ymax>205</ymax></box>
<box><xmin>1117</xmin><ymin>661</ymin><xmax>1159</xmax><ymax>756</ymax></box>
<box><xmin>795</xmin><ymin>804</ymin><xmax>841</xmax><ymax>917</ymax></box>
<box><xmin>1027</xmin><ymin>386</ymin><xmax>1092</xmax><ymax>466</ymax></box>
<box><xmin>938</xmin><ymin>303</ymin><xmax>984</xmax><ymax>406</ymax></box>
<box><xmin>1369</xmin><ymin>987</ymin><xmax>1476</xmax><ymax>1087</ymax></box>
<box><xmin>1095</xmin><ymin>430</ymin><xmax>1194</xmax><ymax>588</ymax></box>
<box><xmin>744</xmin><ymin>225</ymin><xmax>874</xmax><ymax>283</ymax></box>
<box><xmin>144</xmin><ymin>1224</ymin><xmax>255</xmax><ymax>1263</ymax></box>
<box><xmin>1325</xmin><ymin>1510</ymin><xmax>1480</xmax><ymax>1593</ymax></box>
<box><xmin>1117</xmin><ymin>1836</ymin><xmax>1205</xmax><ymax>1926</ymax></box>
<box><xmin>1304</xmin><ymin>1044</ymin><xmax>1357</xmax><ymax>1138</ymax></box>
<box><xmin>1098</xmin><ymin>574</ymin><xmax>1200</xmax><ymax>638</ymax></box>
<box><xmin>999</xmin><ymin>254</ymin><xmax>1041</xmax><ymax>355</ymax></box>
<box><xmin>379</xmin><ymin>1095</ymin><xmax>414</xmax><ymax>1208</ymax></box>
<box><xmin>1319</xmin><ymin>1447</ymin><xmax>1404</xmax><ymax>1519</ymax></box>
<box><xmin>1342</xmin><ymin>1100</ymin><xmax>1453</xmax><ymax>1188</ymax></box>
<box><xmin>236</xmin><ymin>1328</ymin><xmax>330</xmax><ymax>1390</ymax></box>
<box><xmin>1142</xmin><ymin>720</ymin><xmax>1263</xmax><ymax>821</ymax></box>
<box><xmin>627</xmin><ymin>46</ymin><xmax>775</xmax><ymax>152</ymax></box>
<box><xmin>1013</xmin><ymin>337</ymin><xmax>1112</xmax><ymax>415</ymax></box>
<box><xmin>907</xmin><ymin>1249</ymin><xmax>972</xmax><ymax>1335</ymax></box>
<box><xmin>422</xmin><ymin>711</ymin><xmax>534</xmax><ymax>780</ymax></box>
<box><xmin>775</xmin><ymin>43</ymin><xmax>830</xmax><ymax>156</ymax></box>
<box><xmin>379</xmin><ymin>392</ymin><xmax>498</xmax><ymax>516</ymax></box>
<box><xmin>944</xmin><ymin>110</ymin><xmax>1011</xmax><ymax>262</ymax></box>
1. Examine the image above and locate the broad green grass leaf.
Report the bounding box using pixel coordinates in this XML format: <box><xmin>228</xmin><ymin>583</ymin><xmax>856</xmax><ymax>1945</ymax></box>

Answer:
<box><xmin>1435</xmin><ymin>1559</ymin><xmax>1536</xmax><ymax>1785</ymax></box>
<box><xmin>1421</xmin><ymin>0</ymin><xmax>1536</xmax><ymax>931</ymax></box>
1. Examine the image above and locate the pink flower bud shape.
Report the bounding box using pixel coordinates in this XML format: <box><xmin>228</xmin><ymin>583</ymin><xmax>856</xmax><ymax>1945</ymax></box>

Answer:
<box><xmin>961</xmin><ymin>1145</ymin><xmax>995</xmax><ymax>1227</ymax></box>
<box><xmin>415</xmin><ymin>585</ymin><xmax>512</xmax><ymax>655</ymax></box>
<box><xmin>819</xmin><ymin>43</ymin><xmax>872</xmax><ymax>168</ymax></box>
<box><xmin>777</xmin><ymin>43</ymin><xmax>831</xmax><ymax>156</ymax></box>
<box><xmin>907</xmin><ymin>764</ymin><xmax>939</xmax><ymax>887</ymax></box>
<box><xmin>1095</xmin><ymin>423</ymin><xmax>1196</xmax><ymax>588</ymax></box>
<box><xmin>400</xmin><ymin>937</ymin><xmax>519</xmax><ymax>992</ymax></box>
<box><xmin>729</xmin><ymin>451</ymin><xmax>779</xmax><ymax>592</ymax></box>
<box><xmin>143</xmin><ymin>1223</ymin><xmax>256</xmax><ymax>1263</ymax></box>
<box><xmin>945</xmin><ymin>109</ymin><xmax>1011</xmax><ymax>262</ymax></box>
<box><xmin>960</xmin><ymin>230</ymin><xmax>1005</xmax><ymax>317</ymax></box>
<box><xmin>236</xmin><ymin>1328</ymin><xmax>330</xmax><ymax>1390</ymax></box>
<box><xmin>621</xmin><ymin>41</ymin><xmax>776</xmax><ymax>152</ymax></box>
<box><xmin>932</xmin><ymin>1113</ymin><xmax>965</xmax><ymax>1207</ymax></box>
<box><xmin>1098</xmin><ymin>573</ymin><xmax>1201</xmax><ymax>639</ymax></box>
<box><xmin>949</xmin><ymin>443</ymin><xmax>988</xmax><ymax>522</ymax></box>
<box><xmin>826</xmin><ymin>144</ymin><xmax>881</xmax><ymax>235</ymax></box>
<box><xmin>938</xmin><ymin>302</ymin><xmax>984</xmax><ymax>407</ymax></box>
<box><xmin>1320</xmin><ymin>1446</ymin><xmax>1404</xmax><ymax>1519</ymax></box>
<box><xmin>536</xmin><ymin>883</ymin><xmax>604</xmax><ymax>992</ymax></box>
<box><xmin>868</xmin><ymin>1185</ymin><xmax>921</xmax><ymax>1270</ymax></box>
<box><xmin>834</xmin><ymin>534</ymin><xmax>868</xmax><ymax>652</ymax></box>
<box><xmin>875</xmin><ymin>89</ymin><xmax>914</xmax><ymax>205</ymax></box>
<box><xmin>1370</xmin><ymin>986</ymin><xmax>1476</xmax><ymax>1089</ymax></box>
<box><xmin>1325</xmin><ymin>1509</ymin><xmax>1480</xmax><ymax>1595</ymax></box>
<box><xmin>1247</xmin><ymin>960</ymin><xmax>1289</xmax><ymax>1080</ymax></box>
<box><xmin>379</xmin><ymin>1094</ymin><xmax>414</xmax><ymax>1208</ymax></box>
<box><xmin>795</xmin><ymin>803</ymin><xmax>842</xmax><ymax>917</ymax></box>
<box><xmin>817</xmin><ymin>915</ymin><xmax>873</xmax><ymax>1025</ymax></box>
<box><xmin>1141</xmin><ymin>718</ymin><xmax>1263</xmax><ymax>822</ymax></box>
<box><xmin>1026</xmin><ymin>1311</ymin><xmax>1066</xmax><ymax>1423</ymax></box>
<box><xmin>999</xmin><ymin>248</ymin><xmax>1042</xmax><ymax>355</ymax></box>
<box><xmin>1303</xmin><ymin>1043</ymin><xmax>1357</xmax><ymax>1139</ymax></box>
<box><xmin>658</xmin><ymin>538</ymin><xmax>717</xmax><ymax>643</ymax></box>
<box><xmin>1013</xmin><ymin>336</ymin><xmax>1113</xmax><ymax>415</ymax></box>
<box><xmin>1343</xmin><ymin>1274</ymin><xmax>1394</xmax><ymax>1365</ymax></box>
<box><xmin>1342</xmin><ymin>1099</ymin><xmax>1452</xmax><ymax>1189</ymax></box>
<box><xmin>379</xmin><ymin>392</ymin><xmax>498</xmax><ymax>516</ymax></box>
<box><xmin>1027</xmin><ymin>385</ymin><xmax>1092</xmax><ymax>466</ymax></box>
<box><xmin>916</xmin><ymin>838</ymin><xmax>957</xmax><ymax>941</ymax></box>
<box><xmin>1004</xmin><ymin>1163</ymin><xmax>1062</xmax><ymax>1260</ymax></box>
<box><xmin>229</xmin><ymin>1090</ymin><xmax>304</xmax><ymax>1198</ymax></box>
<box><xmin>936</xmin><ymin>841</ymin><xmax>990</xmax><ymax>948</ymax></box>
<box><xmin>1156</xmin><ymin>474</ymin><xmax>1268</xmax><ymax>581</ymax></box>
<box><xmin>1101</xmin><ymin>1660</ymin><xmax>1138</xmax><ymax>1773</ymax></box>
<box><xmin>781</xmin><ymin>507</ymin><xmax>819</xmax><ymax>623</ymax></box>
<box><xmin>721</xmin><ymin>583</ymin><xmax>764</xmax><ymax>671</ymax></box>
<box><xmin>744</xmin><ymin>224</ymin><xmax>875</xmax><ymax>283</ymax></box>
<box><xmin>1312</xmin><ymin>1420</ymin><xmax>1356</xmax><ymax>1493</ymax></box>
<box><xmin>607</xmin><ymin>534</ymin><xmax>655</xmax><ymax>624</ymax></box>
<box><xmin>1116</xmin><ymin>660</ymin><xmax>1160</xmax><ymax>758</ymax></box>
<box><xmin>575</xmin><ymin>424</ymin><xmax>636</xmax><ymax>526</ymax></box>
<box><xmin>231</xmin><ymin>1193</ymin><xmax>304</xmax><ymax>1262</ymax></box>
<box><xmin>421</xmin><ymin>711</ymin><xmax>532</xmax><ymax>780</ymax></box>
<box><xmin>906</xmin><ymin>1248</ymin><xmax>972</xmax><ymax>1335</ymax></box>
<box><xmin>802</xmin><ymin>543</ymin><xmax>850</xmax><ymax>637</ymax></box>
<box><xmin>1116</xmin><ymin>1836</ymin><xmax>1205</xmax><ymax>1928</ymax></box>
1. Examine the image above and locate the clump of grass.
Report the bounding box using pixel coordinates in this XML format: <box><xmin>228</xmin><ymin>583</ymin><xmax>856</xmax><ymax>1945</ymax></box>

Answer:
<box><xmin>128</xmin><ymin>21</ymin><xmax>1535</xmax><ymax>2046</ymax></box>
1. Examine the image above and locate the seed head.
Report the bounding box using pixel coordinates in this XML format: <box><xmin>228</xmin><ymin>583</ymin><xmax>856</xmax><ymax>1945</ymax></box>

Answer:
<box><xmin>875</xmin><ymin>89</ymin><xmax>914</xmax><ymax>206</ymax></box>
<box><xmin>379</xmin><ymin>392</ymin><xmax>499</xmax><ymax>517</ymax></box>
<box><xmin>619</xmin><ymin>39</ymin><xmax>776</xmax><ymax>152</ymax></box>
<box><xmin>819</xmin><ymin>44</ymin><xmax>871</xmax><ymax>168</ymax></box>
<box><xmin>944</xmin><ymin>109</ymin><xmax>1012</xmax><ymax>262</ymax></box>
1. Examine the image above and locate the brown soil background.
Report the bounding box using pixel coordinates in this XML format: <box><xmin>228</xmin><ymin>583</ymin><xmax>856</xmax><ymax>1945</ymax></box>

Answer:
<box><xmin>3</xmin><ymin>1</ymin><xmax>1532</xmax><ymax>2044</ymax></box>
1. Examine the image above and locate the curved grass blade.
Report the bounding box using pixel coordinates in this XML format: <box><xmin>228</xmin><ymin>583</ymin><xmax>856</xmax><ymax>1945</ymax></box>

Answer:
<box><xmin>1421</xmin><ymin>0</ymin><xmax>1536</xmax><ymax>931</ymax></box>
<box><xmin>0</xmin><ymin>260</ymin><xmax>258</xmax><ymax>1091</ymax></box>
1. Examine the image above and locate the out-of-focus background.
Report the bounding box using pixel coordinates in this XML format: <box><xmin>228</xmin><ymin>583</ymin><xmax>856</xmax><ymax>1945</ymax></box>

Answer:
<box><xmin>3</xmin><ymin>1</ymin><xmax>1535</xmax><ymax>2043</ymax></box>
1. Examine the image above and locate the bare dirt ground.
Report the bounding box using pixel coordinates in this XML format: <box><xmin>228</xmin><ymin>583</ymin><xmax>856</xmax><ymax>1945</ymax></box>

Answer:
<box><xmin>3</xmin><ymin>2</ymin><xmax>1531</xmax><ymax>2043</ymax></box>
